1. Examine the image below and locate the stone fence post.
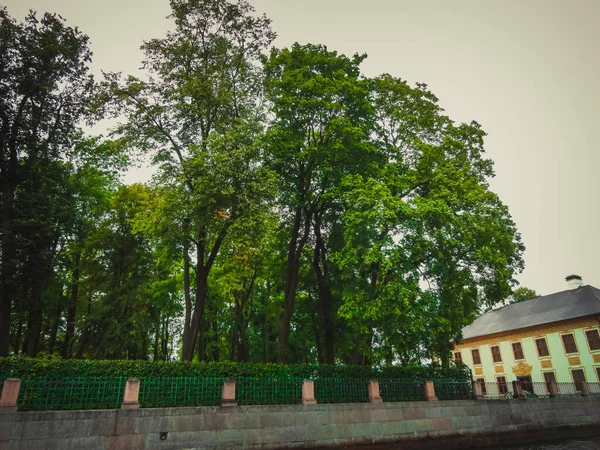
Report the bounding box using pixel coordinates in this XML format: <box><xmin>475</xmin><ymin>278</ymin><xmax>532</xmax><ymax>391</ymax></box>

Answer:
<box><xmin>512</xmin><ymin>380</ymin><xmax>523</xmax><ymax>399</ymax></box>
<box><xmin>472</xmin><ymin>380</ymin><xmax>484</xmax><ymax>400</ymax></box>
<box><xmin>121</xmin><ymin>379</ymin><xmax>140</xmax><ymax>409</ymax></box>
<box><xmin>368</xmin><ymin>380</ymin><xmax>382</xmax><ymax>403</ymax></box>
<box><xmin>0</xmin><ymin>379</ymin><xmax>21</xmax><ymax>413</ymax></box>
<box><xmin>302</xmin><ymin>380</ymin><xmax>317</xmax><ymax>405</ymax></box>
<box><xmin>424</xmin><ymin>381</ymin><xmax>438</xmax><ymax>401</ymax></box>
<box><xmin>221</xmin><ymin>379</ymin><xmax>237</xmax><ymax>407</ymax></box>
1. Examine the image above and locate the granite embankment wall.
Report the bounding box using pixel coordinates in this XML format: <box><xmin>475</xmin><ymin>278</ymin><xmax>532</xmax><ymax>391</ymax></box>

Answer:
<box><xmin>1</xmin><ymin>397</ymin><xmax>600</xmax><ymax>450</ymax></box>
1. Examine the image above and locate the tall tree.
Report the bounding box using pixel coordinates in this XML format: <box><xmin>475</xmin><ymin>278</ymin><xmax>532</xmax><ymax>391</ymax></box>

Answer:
<box><xmin>262</xmin><ymin>43</ymin><xmax>374</xmax><ymax>363</ymax></box>
<box><xmin>107</xmin><ymin>0</ymin><xmax>275</xmax><ymax>360</ymax></box>
<box><xmin>0</xmin><ymin>8</ymin><xmax>94</xmax><ymax>356</ymax></box>
<box><xmin>335</xmin><ymin>75</ymin><xmax>525</xmax><ymax>365</ymax></box>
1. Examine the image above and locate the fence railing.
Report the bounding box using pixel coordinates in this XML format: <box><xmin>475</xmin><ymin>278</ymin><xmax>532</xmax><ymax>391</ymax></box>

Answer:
<box><xmin>1</xmin><ymin>377</ymin><xmax>596</xmax><ymax>412</ymax></box>
<box><xmin>314</xmin><ymin>378</ymin><xmax>370</xmax><ymax>404</ymax></box>
<box><xmin>434</xmin><ymin>380</ymin><xmax>474</xmax><ymax>401</ymax></box>
<box><xmin>18</xmin><ymin>377</ymin><xmax>127</xmax><ymax>411</ymax></box>
<box><xmin>138</xmin><ymin>376</ymin><xmax>224</xmax><ymax>408</ymax></box>
<box><xmin>379</xmin><ymin>379</ymin><xmax>425</xmax><ymax>402</ymax></box>
<box><xmin>236</xmin><ymin>377</ymin><xmax>303</xmax><ymax>405</ymax></box>
<box><xmin>524</xmin><ymin>382</ymin><xmax>551</xmax><ymax>398</ymax></box>
<box><xmin>588</xmin><ymin>382</ymin><xmax>600</xmax><ymax>396</ymax></box>
<box><xmin>482</xmin><ymin>381</ymin><xmax>514</xmax><ymax>399</ymax></box>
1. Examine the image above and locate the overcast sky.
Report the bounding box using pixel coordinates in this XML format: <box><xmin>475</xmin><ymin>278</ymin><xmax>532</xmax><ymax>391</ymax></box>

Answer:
<box><xmin>6</xmin><ymin>0</ymin><xmax>600</xmax><ymax>296</ymax></box>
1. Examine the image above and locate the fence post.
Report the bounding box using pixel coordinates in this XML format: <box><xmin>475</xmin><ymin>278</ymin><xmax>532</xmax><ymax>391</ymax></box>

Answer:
<box><xmin>424</xmin><ymin>381</ymin><xmax>438</xmax><ymax>401</ymax></box>
<box><xmin>368</xmin><ymin>380</ymin><xmax>382</xmax><ymax>403</ymax></box>
<box><xmin>472</xmin><ymin>380</ymin><xmax>484</xmax><ymax>400</ymax></box>
<box><xmin>121</xmin><ymin>379</ymin><xmax>140</xmax><ymax>409</ymax></box>
<box><xmin>302</xmin><ymin>380</ymin><xmax>317</xmax><ymax>405</ymax></box>
<box><xmin>580</xmin><ymin>382</ymin><xmax>592</xmax><ymax>397</ymax></box>
<box><xmin>512</xmin><ymin>380</ymin><xmax>523</xmax><ymax>399</ymax></box>
<box><xmin>221</xmin><ymin>379</ymin><xmax>237</xmax><ymax>407</ymax></box>
<box><xmin>0</xmin><ymin>379</ymin><xmax>21</xmax><ymax>413</ymax></box>
<box><xmin>548</xmin><ymin>381</ymin><xmax>559</xmax><ymax>398</ymax></box>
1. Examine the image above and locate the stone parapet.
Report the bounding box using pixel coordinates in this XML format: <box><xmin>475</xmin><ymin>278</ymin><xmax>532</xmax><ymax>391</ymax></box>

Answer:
<box><xmin>2</xmin><ymin>395</ymin><xmax>600</xmax><ymax>449</ymax></box>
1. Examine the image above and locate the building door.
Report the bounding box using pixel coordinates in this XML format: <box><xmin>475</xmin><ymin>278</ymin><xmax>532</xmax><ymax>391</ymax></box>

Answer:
<box><xmin>543</xmin><ymin>372</ymin><xmax>556</xmax><ymax>394</ymax></box>
<box><xmin>572</xmin><ymin>369</ymin><xmax>586</xmax><ymax>393</ymax></box>
<box><xmin>476</xmin><ymin>378</ymin><xmax>486</xmax><ymax>396</ymax></box>
<box><xmin>517</xmin><ymin>376</ymin><xmax>533</xmax><ymax>394</ymax></box>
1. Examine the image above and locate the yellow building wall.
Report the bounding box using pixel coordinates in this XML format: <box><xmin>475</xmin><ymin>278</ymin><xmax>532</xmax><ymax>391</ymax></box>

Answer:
<box><xmin>454</xmin><ymin>316</ymin><xmax>600</xmax><ymax>384</ymax></box>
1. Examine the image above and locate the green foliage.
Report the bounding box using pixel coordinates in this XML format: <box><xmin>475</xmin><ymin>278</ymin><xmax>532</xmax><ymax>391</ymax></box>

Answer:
<box><xmin>0</xmin><ymin>358</ymin><xmax>471</xmax><ymax>381</ymax></box>
<box><xmin>1</xmin><ymin>1</ymin><xmax>525</xmax><ymax>369</ymax></box>
<box><xmin>511</xmin><ymin>287</ymin><xmax>538</xmax><ymax>303</ymax></box>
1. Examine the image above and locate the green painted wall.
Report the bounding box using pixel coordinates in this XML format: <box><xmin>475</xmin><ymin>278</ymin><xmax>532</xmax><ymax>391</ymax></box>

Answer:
<box><xmin>456</xmin><ymin>322</ymin><xmax>600</xmax><ymax>385</ymax></box>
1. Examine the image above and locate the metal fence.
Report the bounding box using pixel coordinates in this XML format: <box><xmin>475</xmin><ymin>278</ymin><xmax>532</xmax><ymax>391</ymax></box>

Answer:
<box><xmin>479</xmin><ymin>380</ymin><xmax>596</xmax><ymax>399</ymax></box>
<box><xmin>9</xmin><ymin>376</ymin><xmax>596</xmax><ymax>411</ymax></box>
<box><xmin>588</xmin><ymin>382</ymin><xmax>600</xmax><ymax>396</ymax></box>
<box><xmin>482</xmin><ymin>381</ymin><xmax>514</xmax><ymax>399</ymax></box>
<box><xmin>18</xmin><ymin>377</ymin><xmax>127</xmax><ymax>411</ymax></box>
<box><xmin>236</xmin><ymin>377</ymin><xmax>303</xmax><ymax>405</ymax></box>
<box><xmin>314</xmin><ymin>378</ymin><xmax>369</xmax><ymax>404</ymax></box>
<box><xmin>379</xmin><ymin>379</ymin><xmax>425</xmax><ymax>402</ymax></box>
<box><xmin>555</xmin><ymin>382</ymin><xmax>581</xmax><ymax>397</ymax></box>
<box><xmin>523</xmin><ymin>382</ymin><xmax>551</xmax><ymax>398</ymax></box>
<box><xmin>434</xmin><ymin>380</ymin><xmax>474</xmax><ymax>400</ymax></box>
<box><xmin>139</xmin><ymin>377</ymin><xmax>224</xmax><ymax>408</ymax></box>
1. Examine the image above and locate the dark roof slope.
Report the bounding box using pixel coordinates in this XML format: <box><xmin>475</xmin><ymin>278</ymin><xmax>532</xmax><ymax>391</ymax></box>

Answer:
<box><xmin>462</xmin><ymin>285</ymin><xmax>600</xmax><ymax>340</ymax></box>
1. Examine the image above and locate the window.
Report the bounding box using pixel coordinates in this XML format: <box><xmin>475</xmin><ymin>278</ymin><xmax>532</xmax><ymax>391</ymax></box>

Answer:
<box><xmin>453</xmin><ymin>351</ymin><xmax>462</xmax><ymax>361</ymax></box>
<box><xmin>535</xmin><ymin>338</ymin><xmax>549</xmax><ymax>357</ymax></box>
<box><xmin>585</xmin><ymin>329</ymin><xmax>600</xmax><ymax>351</ymax></box>
<box><xmin>561</xmin><ymin>333</ymin><xmax>578</xmax><ymax>354</ymax></box>
<box><xmin>476</xmin><ymin>378</ymin><xmax>486</xmax><ymax>396</ymax></box>
<box><xmin>497</xmin><ymin>376</ymin><xmax>508</xmax><ymax>395</ymax></box>
<box><xmin>512</xmin><ymin>342</ymin><xmax>524</xmax><ymax>360</ymax></box>
<box><xmin>571</xmin><ymin>369</ymin><xmax>586</xmax><ymax>392</ymax></box>
<box><xmin>491</xmin><ymin>345</ymin><xmax>502</xmax><ymax>363</ymax></box>
<box><xmin>471</xmin><ymin>349</ymin><xmax>481</xmax><ymax>365</ymax></box>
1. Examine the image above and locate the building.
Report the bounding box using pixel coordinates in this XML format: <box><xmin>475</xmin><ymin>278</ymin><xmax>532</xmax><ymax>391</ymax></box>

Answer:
<box><xmin>453</xmin><ymin>275</ymin><xmax>600</xmax><ymax>395</ymax></box>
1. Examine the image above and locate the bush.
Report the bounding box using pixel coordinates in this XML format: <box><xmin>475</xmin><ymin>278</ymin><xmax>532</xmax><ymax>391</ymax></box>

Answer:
<box><xmin>0</xmin><ymin>357</ymin><xmax>471</xmax><ymax>381</ymax></box>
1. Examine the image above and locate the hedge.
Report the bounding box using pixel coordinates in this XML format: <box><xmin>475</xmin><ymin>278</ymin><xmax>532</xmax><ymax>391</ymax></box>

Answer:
<box><xmin>0</xmin><ymin>358</ymin><xmax>471</xmax><ymax>381</ymax></box>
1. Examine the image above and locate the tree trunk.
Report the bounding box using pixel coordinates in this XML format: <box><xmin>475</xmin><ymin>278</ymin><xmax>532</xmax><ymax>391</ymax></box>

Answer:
<box><xmin>277</xmin><ymin>206</ymin><xmax>311</xmax><ymax>363</ymax></box>
<box><xmin>24</xmin><ymin>274</ymin><xmax>45</xmax><ymax>358</ymax></box>
<box><xmin>153</xmin><ymin>316</ymin><xmax>160</xmax><ymax>361</ymax></box>
<box><xmin>62</xmin><ymin>246</ymin><xmax>81</xmax><ymax>359</ymax></box>
<box><xmin>312</xmin><ymin>216</ymin><xmax>335</xmax><ymax>364</ymax></box>
<box><xmin>183</xmin><ymin>225</ymin><xmax>191</xmax><ymax>336</ymax></box>
<box><xmin>162</xmin><ymin>317</ymin><xmax>169</xmax><ymax>361</ymax></box>
<box><xmin>47</xmin><ymin>291</ymin><xmax>64</xmax><ymax>355</ymax></box>
<box><xmin>181</xmin><ymin>258</ymin><xmax>208</xmax><ymax>361</ymax></box>
<box><xmin>262</xmin><ymin>282</ymin><xmax>270</xmax><ymax>363</ymax></box>
<box><xmin>232</xmin><ymin>294</ymin><xmax>241</xmax><ymax>361</ymax></box>
<box><xmin>12</xmin><ymin>315</ymin><xmax>23</xmax><ymax>356</ymax></box>
<box><xmin>182</xmin><ymin>219</ymin><xmax>229</xmax><ymax>361</ymax></box>
<box><xmin>0</xmin><ymin>180</ymin><xmax>15</xmax><ymax>357</ymax></box>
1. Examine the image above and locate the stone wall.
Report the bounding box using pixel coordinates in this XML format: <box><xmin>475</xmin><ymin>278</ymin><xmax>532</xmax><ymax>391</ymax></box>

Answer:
<box><xmin>1</xmin><ymin>397</ymin><xmax>600</xmax><ymax>450</ymax></box>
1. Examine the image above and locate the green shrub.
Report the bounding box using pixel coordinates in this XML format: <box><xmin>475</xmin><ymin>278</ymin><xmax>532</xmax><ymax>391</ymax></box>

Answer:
<box><xmin>0</xmin><ymin>357</ymin><xmax>471</xmax><ymax>381</ymax></box>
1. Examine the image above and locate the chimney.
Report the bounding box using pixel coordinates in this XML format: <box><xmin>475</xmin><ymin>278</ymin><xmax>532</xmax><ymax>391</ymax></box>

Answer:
<box><xmin>566</xmin><ymin>274</ymin><xmax>583</xmax><ymax>290</ymax></box>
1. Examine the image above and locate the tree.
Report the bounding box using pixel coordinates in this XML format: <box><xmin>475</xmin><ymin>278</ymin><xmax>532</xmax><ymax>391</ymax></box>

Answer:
<box><xmin>511</xmin><ymin>287</ymin><xmax>538</xmax><ymax>303</ymax></box>
<box><xmin>106</xmin><ymin>0</ymin><xmax>276</xmax><ymax>360</ymax></box>
<box><xmin>335</xmin><ymin>75</ymin><xmax>525</xmax><ymax>365</ymax></box>
<box><xmin>262</xmin><ymin>43</ymin><xmax>374</xmax><ymax>363</ymax></box>
<box><xmin>0</xmin><ymin>8</ymin><xmax>94</xmax><ymax>355</ymax></box>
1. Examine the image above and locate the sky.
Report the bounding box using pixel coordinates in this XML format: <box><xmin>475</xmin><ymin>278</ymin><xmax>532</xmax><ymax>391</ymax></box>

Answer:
<box><xmin>5</xmin><ymin>0</ymin><xmax>600</xmax><ymax>296</ymax></box>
